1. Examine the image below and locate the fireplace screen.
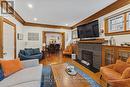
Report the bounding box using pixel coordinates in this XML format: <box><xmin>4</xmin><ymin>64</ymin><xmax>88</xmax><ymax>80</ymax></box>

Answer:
<box><xmin>81</xmin><ymin>50</ymin><xmax>93</xmax><ymax>66</ymax></box>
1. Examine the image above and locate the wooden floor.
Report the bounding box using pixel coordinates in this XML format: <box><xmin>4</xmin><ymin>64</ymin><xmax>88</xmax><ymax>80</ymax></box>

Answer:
<box><xmin>40</xmin><ymin>52</ymin><xmax>106</xmax><ymax>87</ymax></box>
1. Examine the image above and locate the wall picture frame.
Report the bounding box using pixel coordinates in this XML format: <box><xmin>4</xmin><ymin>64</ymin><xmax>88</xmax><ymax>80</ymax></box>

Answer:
<box><xmin>17</xmin><ymin>33</ymin><xmax>23</xmax><ymax>40</ymax></box>
<box><xmin>72</xmin><ymin>29</ymin><xmax>78</xmax><ymax>39</ymax></box>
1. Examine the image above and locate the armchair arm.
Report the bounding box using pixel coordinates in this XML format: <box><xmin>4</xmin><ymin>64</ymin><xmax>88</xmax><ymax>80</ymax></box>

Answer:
<box><xmin>21</xmin><ymin>59</ymin><xmax>39</xmax><ymax>68</ymax></box>
<box><xmin>108</xmin><ymin>78</ymin><xmax>130</xmax><ymax>87</ymax></box>
<box><xmin>103</xmin><ymin>64</ymin><xmax>115</xmax><ymax>69</ymax></box>
<box><xmin>122</xmin><ymin>67</ymin><xmax>130</xmax><ymax>79</ymax></box>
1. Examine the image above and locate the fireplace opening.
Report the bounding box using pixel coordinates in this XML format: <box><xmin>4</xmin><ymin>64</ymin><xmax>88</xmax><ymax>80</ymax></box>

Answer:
<box><xmin>81</xmin><ymin>50</ymin><xmax>93</xmax><ymax>66</ymax></box>
<box><xmin>76</xmin><ymin>50</ymin><xmax>99</xmax><ymax>73</ymax></box>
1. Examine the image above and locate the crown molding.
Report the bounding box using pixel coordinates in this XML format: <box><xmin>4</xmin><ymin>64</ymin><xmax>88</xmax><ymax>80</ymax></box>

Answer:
<box><xmin>0</xmin><ymin>0</ymin><xmax>25</xmax><ymax>24</ymax></box>
<box><xmin>24</xmin><ymin>22</ymin><xmax>72</xmax><ymax>30</ymax></box>
<box><xmin>72</xmin><ymin>0</ymin><xmax>130</xmax><ymax>28</ymax></box>
<box><xmin>1</xmin><ymin>0</ymin><xmax>130</xmax><ymax>29</ymax></box>
<box><xmin>0</xmin><ymin>0</ymin><xmax>72</xmax><ymax>29</ymax></box>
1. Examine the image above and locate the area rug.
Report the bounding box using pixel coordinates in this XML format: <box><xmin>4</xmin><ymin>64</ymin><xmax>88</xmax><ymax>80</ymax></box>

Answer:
<box><xmin>41</xmin><ymin>63</ymin><xmax>101</xmax><ymax>87</ymax></box>
<box><xmin>67</xmin><ymin>63</ymin><xmax>101</xmax><ymax>87</ymax></box>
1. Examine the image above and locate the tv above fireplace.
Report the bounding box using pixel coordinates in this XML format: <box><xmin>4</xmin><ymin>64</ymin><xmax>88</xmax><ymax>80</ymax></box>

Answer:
<box><xmin>77</xmin><ymin>20</ymin><xmax>99</xmax><ymax>39</ymax></box>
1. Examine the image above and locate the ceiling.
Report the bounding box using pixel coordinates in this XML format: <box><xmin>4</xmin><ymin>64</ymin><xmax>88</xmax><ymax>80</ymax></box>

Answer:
<box><xmin>14</xmin><ymin>0</ymin><xmax>117</xmax><ymax>26</ymax></box>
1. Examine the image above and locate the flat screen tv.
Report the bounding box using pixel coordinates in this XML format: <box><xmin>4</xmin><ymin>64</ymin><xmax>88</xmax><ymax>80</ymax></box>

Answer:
<box><xmin>77</xmin><ymin>20</ymin><xmax>99</xmax><ymax>39</ymax></box>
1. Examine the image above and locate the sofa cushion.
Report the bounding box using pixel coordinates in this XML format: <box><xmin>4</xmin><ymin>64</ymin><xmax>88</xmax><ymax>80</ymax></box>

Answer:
<box><xmin>0</xmin><ymin>65</ymin><xmax>42</xmax><ymax>87</ymax></box>
<box><xmin>0</xmin><ymin>65</ymin><xmax>4</xmax><ymax>81</ymax></box>
<box><xmin>101</xmin><ymin>67</ymin><xmax>121</xmax><ymax>81</ymax></box>
<box><xmin>113</xmin><ymin>60</ymin><xmax>130</xmax><ymax>74</ymax></box>
<box><xmin>121</xmin><ymin>67</ymin><xmax>130</xmax><ymax>79</ymax></box>
<box><xmin>33</xmin><ymin>48</ymin><xmax>40</xmax><ymax>54</ymax></box>
<box><xmin>20</xmin><ymin>50</ymin><xmax>25</xmax><ymax>55</ymax></box>
<box><xmin>25</xmin><ymin>48</ymin><xmax>34</xmax><ymax>56</ymax></box>
<box><xmin>31</xmin><ymin>54</ymin><xmax>42</xmax><ymax>59</ymax></box>
<box><xmin>0</xmin><ymin>59</ymin><xmax>23</xmax><ymax>77</ymax></box>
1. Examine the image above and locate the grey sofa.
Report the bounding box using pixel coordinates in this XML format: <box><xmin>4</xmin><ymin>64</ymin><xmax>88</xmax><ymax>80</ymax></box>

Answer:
<box><xmin>0</xmin><ymin>59</ymin><xmax>43</xmax><ymax>87</ymax></box>
<box><xmin>18</xmin><ymin>48</ymin><xmax>43</xmax><ymax>60</ymax></box>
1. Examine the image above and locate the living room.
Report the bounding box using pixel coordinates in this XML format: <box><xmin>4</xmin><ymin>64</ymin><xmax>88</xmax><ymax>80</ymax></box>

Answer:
<box><xmin>0</xmin><ymin>0</ymin><xmax>130</xmax><ymax>87</ymax></box>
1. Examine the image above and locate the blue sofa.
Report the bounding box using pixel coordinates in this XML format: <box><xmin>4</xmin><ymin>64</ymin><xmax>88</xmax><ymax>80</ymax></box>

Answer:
<box><xmin>18</xmin><ymin>48</ymin><xmax>43</xmax><ymax>60</ymax></box>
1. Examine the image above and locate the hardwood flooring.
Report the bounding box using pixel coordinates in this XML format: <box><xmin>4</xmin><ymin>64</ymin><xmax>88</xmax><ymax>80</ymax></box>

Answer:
<box><xmin>40</xmin><ymin>52</ymin><xmax>107</xmax><ymax>87</ymax></box>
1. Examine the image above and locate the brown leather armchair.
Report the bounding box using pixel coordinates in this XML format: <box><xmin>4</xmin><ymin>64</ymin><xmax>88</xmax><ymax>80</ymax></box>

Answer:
<box><xmin>100</xmin><ymin>58</ymin><xmax>130</xmax><ymax>87</ymax></box>
<box><xmin>63</xmin><ymin>45</ymin><xmax>72</xmax><ymax>56</ymax></box>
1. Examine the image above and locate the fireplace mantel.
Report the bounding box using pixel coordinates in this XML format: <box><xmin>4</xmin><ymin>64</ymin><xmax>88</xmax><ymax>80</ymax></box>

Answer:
<box><xmin>78</xmin><ymin>38</ymin><xmax>108</xmax><ymax>44</ymax></box>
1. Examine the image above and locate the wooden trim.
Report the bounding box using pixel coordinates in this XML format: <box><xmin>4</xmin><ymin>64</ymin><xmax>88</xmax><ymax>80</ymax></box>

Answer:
<box><xmin>104</xmin><ymin>18</ymin><xmax>109</xmax><ymax>34</ymax></box>
<box><xmin>24</xmin><ymin>22</ymin><xmax>72</xmax><ymax>30</ymax></box>
<box><xmin>102</xmin><ymin>45</ymin><xmax>130</xmax><ymax>48</ymax></box>
<box><xmin>3</xmin><ymin>17</ymin><xmax>16</xmax><ymax>59</ymax></box>
<box><xmin>0</xmin><ymin>0</ymin><xmax>25</xmax><ymax>24</ymax></box>
<box><xmin>0</xmin><ymin>0</ymin><xmax>72</xmax><ymax>30</ymax></box>
<box><xmin>42</xmin><ymin>31</ymin><xmax>65</xmax><ymax>50</ymax></box>
<box><xmin>124</xmin><ymin>13</ymin><xmax>127</xmax><ymax>31</ymax></box>
<box><xmin>105</xmin><ymin>31</ymin><xmax>130</xmax><ymax>36</ymax></box>
<box><xmin>0</xmin><ymin>16</ymin><xmax>3</xmax><ymax>58</ymax></box>
<box><xmin>62</xmin><ymin>32</ymin><xmax>65</xmax><ymax>50</ymax></box>
<box><xmin>78</xmin><ymin>38</ymin><xmax>108</xmax><ymax>44</ymax></box>
<box><xmin>0</xmin><ymin>0</ymin><xmax>72</xmax><ymax>29</ymax></box>
<box><xmin>72</xmin><ymin>0</ymin><xmax>130</xmax><ymax>28</ymax></box>
<box><xmin>2</xmin><ymin>0</ymin><xmax>129</xmax><ymax>30</ymax></box>
<box><xmin>0</xmin><ymin>16</ymin><xmax>16</xmax><ymax>59</ymax></box>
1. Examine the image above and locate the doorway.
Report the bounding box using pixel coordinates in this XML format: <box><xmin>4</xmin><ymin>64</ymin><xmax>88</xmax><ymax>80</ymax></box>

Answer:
<box><xmin>0</xmin><ymin>17</ymin><xmax>16</xmax><ymax>59</ymax></box>
<box><xmin>42</xmin><ymin>32</ymin><xmax>65</xmax><ymax>53</ymax></box>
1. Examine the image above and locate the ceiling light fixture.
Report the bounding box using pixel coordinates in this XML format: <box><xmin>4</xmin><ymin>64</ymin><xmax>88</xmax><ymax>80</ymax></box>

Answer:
<box><xmin>28</xmin><ymin>4</ymin><xmax>33</xmax><ymax>8</ymax></box>
<box><xmin>34</xmin><ymin>18</ymin><xmax>37</xmax><ymax>21</ymax></box>
<box><xmin>65</xmin><ymin>24</ymin><xmax>68</xmax><ymax>26</ymax></box>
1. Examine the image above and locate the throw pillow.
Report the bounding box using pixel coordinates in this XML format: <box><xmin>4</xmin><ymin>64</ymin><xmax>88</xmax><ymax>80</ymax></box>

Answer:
<box><xmin>0</xmin><ymin>65</ymin><xmax>4</xmax><ymax>81</ymax></box>
<box><xmin>33</xmin><ymin>48</ymin><xmax>40</xmax><ymax>54</ymax></box>
<box><xmin>113</xmin><ymin>60</ymin><xmax>130</xmax><ymax>74</ymax></box>
<box><xmin>1</xmin><ymin>59</ymin><xmax>23</xmax><ymax>77</ymax></box>
<box><xmin>121</xmin><ymin>67</ymin><xmax>130</xmax><ymax>79</ymax></box>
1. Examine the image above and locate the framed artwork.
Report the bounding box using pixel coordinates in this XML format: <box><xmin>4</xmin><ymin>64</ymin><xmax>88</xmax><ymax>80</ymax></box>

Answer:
<box><xmin>72</xmin><ymin>29</ymin><xmax>78</xmax><ymax>39</ymax></box>
<box><xmin>17</xmin><ymin>33</ymin><xmax>23</xmax><ymax>40</ymax></box>
<box><xmin>28</xmin><ymin>33</ymin><xmax>39</xmax><ymax>41</ymax></box>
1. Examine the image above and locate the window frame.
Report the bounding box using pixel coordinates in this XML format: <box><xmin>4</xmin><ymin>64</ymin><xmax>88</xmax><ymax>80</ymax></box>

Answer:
<box><xmin>105</xmin><ymin>11</ymin><xmax>130</xmax><ymax>36</ymax></box>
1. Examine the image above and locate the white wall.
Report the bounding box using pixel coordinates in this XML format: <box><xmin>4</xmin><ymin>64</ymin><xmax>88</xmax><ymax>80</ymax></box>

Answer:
<box><xmin>0</xmin><ymin>7</ymin><xmax>24</xmax><ymax>59</ymax></box>
<box><xmin>22</xmin><ymin>26</ymin><xmax>72</xmax><ymax>50</ymax></box>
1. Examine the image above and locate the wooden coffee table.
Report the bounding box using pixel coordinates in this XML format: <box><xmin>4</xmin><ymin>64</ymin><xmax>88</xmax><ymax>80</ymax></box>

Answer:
<box><xmin>51</xmin><ymin>63</ymin><xmax>91</xmax><ymax>87</ymax></box>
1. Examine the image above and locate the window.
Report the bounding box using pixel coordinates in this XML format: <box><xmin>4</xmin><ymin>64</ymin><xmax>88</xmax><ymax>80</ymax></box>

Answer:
<box><xmin>28</xmin><ymin>33</ymin><xmax>39</xmax><ymax>41</ymax></box>
<box><xmin>127</xmin><ymin>12</ymin><xmax>130</xmax><ymax>30</ymax></box>
<box><xmin>108</xmin><ymin>15</ymin><xmax>124</xmax><ymax>32</ymax></box>
<box><xmin>105</xmin><ymin>10</ymin><xmax>130</xmax><ymax>35</ymax></box>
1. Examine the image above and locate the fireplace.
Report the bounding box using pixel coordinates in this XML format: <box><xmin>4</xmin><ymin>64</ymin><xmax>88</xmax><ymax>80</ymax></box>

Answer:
<box><xmin>81</xmin><ymin>50</ymin><xmax>93</xmax><ymax>66</ymax></box>
<box><xmin>76</xmin><ymin>43</ymin><xmax>102</xmax><ymax>72</ymax></box>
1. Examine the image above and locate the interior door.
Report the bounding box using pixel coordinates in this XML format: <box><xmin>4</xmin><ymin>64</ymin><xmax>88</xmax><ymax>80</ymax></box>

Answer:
<box><xmin>3</xmin><ymin>22</ymin><xmax>15</xmax><ymax>60</ymax></box>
